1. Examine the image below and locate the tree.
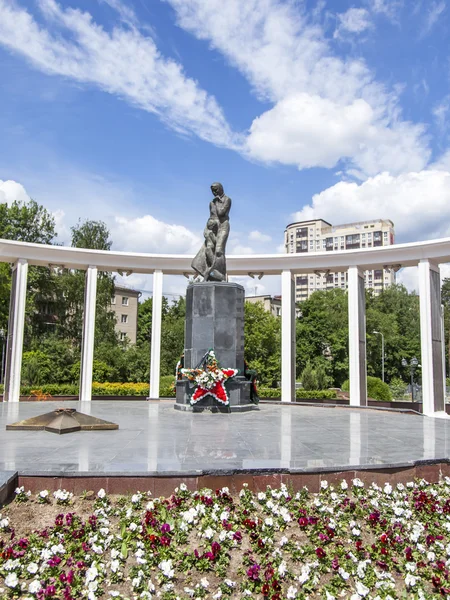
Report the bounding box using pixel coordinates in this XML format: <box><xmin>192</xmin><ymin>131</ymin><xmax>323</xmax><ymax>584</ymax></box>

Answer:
<box><xmin>244</xmin><ymin>301</ymin><xmax>281</xmax><ymax>386</ymax></box>
<box><xmin>0</xmin><ymin>198</ymin><xmax>57</xmax><ymax>336</ymax></box>
<box><xmin>296</xmin><ymin>289</ymin><xmax>348</xmax><ymax>386</ymax></box>
<box><xmin>56</xmin><ymin>220</ymin><xmax>117</xmax><ymax>347</ymax></box>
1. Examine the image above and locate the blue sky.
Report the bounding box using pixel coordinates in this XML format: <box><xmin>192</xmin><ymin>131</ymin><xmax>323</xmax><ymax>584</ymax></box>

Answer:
<box><xmin>0</xmin><ymin>0</ymin><xmax>449</xmax><ymax>295</ymax></box>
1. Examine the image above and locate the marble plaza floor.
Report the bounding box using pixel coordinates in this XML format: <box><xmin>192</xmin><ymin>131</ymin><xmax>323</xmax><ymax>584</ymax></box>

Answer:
<box><xmin>0</xmin><ymin>400</ymin><xmax>449</xmax><ymax>477</ymax></box>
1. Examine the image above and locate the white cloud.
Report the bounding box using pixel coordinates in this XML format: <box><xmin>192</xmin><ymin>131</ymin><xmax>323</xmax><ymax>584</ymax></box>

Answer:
<box><xmin>293</xmin><ymin>169</ymin><xmax>450</xmax><ymax>242</ymax></box>
<box><xmin>433</xmin><ymin>95</ymin><xmax>450</xmax><ymax>132</ymax></box>
<box><xmin>248</xmin><ymin>230</ymin><xmax>272</xmax><ymax>243</ymax></box>
<box><xmin>0</xmin><ymin>179</ymin><xmax>31</xmax><ymax>204</ymax></box>
<box><xmin>421</xmin><ymin>1</ymin><xmax>446</xmax><ymax>37</ymax></box>
<box><xmin>334</xmin><ymin>8</ymin><xmax>372</xmax><ymax>37</ymax></box>
<box><xmin>370</xmin><ymin>0</ymin><xmax>404</xmax><ymax>20</ymax></box>
<box><xmin>432</xmin><ymin>149</ymin><xmax>450</xmax><ymax>171</ymax></box>
<box><xmin>112</xmin><ymin>215</ymin><xmax>200</xmax><ymax>254</ymax></box>
<box><xmin>0</xmin><ymin>0</ymin><xmax>238</xmax><ymax>149</ymax></box>
<box><xmin>166</xmin><ymin>0</ymin><xmax>431</xmax><ymax>177</ymax></box>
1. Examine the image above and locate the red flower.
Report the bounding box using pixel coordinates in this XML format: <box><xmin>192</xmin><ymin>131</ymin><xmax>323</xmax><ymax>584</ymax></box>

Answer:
<box><xmin>316</xmin><ymin>547</ymin><xmax>326</xmax><ymax>559</ymax></box>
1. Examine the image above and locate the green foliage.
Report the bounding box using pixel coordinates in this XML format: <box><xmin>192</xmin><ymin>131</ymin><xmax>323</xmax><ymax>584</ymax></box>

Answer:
<box><xmin>21</xmin><ymin>351</ymin><xmax>53</xmax><ymax>386</ymax></box>
<box><xmin>296</xmin><ymin>289</ymin><xmax>349</xmax><ymax>386</ymax></box>
<box><xmin>389</xmin><ymin>376</ymin><xmax>409</xmax><ymax>400</ymax></box>
<box><xmin>257</xmin><ymin>387</ymin><xmax>337</xmax><ymax>399</ymax></box>
<box><xmin>244</xmin><ymin>301</ymin><xmax>281</xmax><ymax>386</ymax></box>
<box><xmin>0</xmin><ymin>199</ymin><xmax>56</xmax><ymax>244</ymax></box>
<box><xmin>300</xmin><ymin>361</ymin><xmax>318</xmax><ymax>390</ymax></box>
<box><xmin>342</xmin><ymin>376</ymin><xmax>392</xmax><ymax>401</ymax></box>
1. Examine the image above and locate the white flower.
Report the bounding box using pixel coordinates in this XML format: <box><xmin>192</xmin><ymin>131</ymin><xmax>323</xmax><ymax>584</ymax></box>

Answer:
<box><xmin>257</xmin><ymin>492</ymin><xmax>266</xmax><ymax>500</ymax></box>
<box><xmin>110</xmin><ymin>559</ymin><xmax>120</xmax><ymax>573</ymax></box>
<box><xmin>341</xmin><ymin>480</ymin><xmax>348</xmax><ymax>490</ymax></box>
<box><xmin>159</xmin><ymin>559</ymin><xmax>174</xmax><ymax>579</ymax></box>
<box><xmin>339</xmin><ymin>567</ymin><xmax>350</xmax><ymax>580</ymax></box>
<box><xmin>405</xmin><ymin>573</ymin><xmax>418</xmax><ymax>587</ymax></box>
<box><xmin>383</xmin><ymin>483</ymin><xmax>392</xmax><ymax>495</ymax></box>
<box><xmin>86</xmin><ymin>565</ymin><xmax>98</xmax><ymax>582</ymax></box>
<box><xmin>355</xmin><ymin>581</ymin><xmax>370</xmax><ymax>597</ymax></box>
<box><xmin>352</xmin><ymin>527</ymin><xmax>361</xmax><ymax>536</ymax></box>
<box><xmin>265</xmin><ymin>517</ymin><xmax>273</xmax><ymax>527</ymax></box>
<box><xmin>97</xmin><ymin>488</ymin><xmax>106</xmax><ymax>499</ymax></box>
<box><xmin>298</xmin><ymin>564</ymin><xmax>310</xmax><ymax>583</ymax></box>
<box><xmin>200</xmin><ymin>578</ymin><xmax>209</xmax><ymax>588</ymax></box>
<box><xmin>146</xmin><ymin>500</ymin><xmax>155</xmax><ymax>510</ymax></box>
<box><xmin>28</xmin><ymin>580</ymin><xmax>41</xmax><ymax>594</ymax></box>
<box><xmin>321</xmin><ymin>480</ymin><xmax>328</xmax><ymax>489</ymax></box>
<box><xmin>88</xmin><ymin>581</ymin><xmax>98</xmax><ymax>592</ymax></box>
<box><xmin>39</xmin><ymin>490</ymin><xmax>49</xmax><ymax>498</ymax></box>
<box><xmin>129</xmin><ymin>522</ymin><xmax>138</xmax><ymax>531</ymax></box>
<box><xmin>5</xmin><ymin>573</ymin><xmax>18</xmax><ymax>588</ymax></box>
<box><xmin>287</xmin><ymin>586</ymin><xmax>298</xmax><ymax>599</ymax></box>
<box><xmin>131</xmin><ymin>493</ymin><xmax>142</xmax><ymax>504</ymax></box>
<box><xmin>427</xmin><ymin>551</ymin><xmax>436</xmax><ymax>561</ymax></box>
<box><xmin>405</xmin><ymin>562</ymin><xmax>417</xmax><ymax>572</ymax></box>
<box><xmin>184</xmin><ymin>588</ymin><xmax>195</xmax><ymax>597</ymax></box>
<box><xmin>212</xmin><ymin>590</ymin><xmax>222</xmax><ymax>599</ymax></box>
<box><xmin>27</xmin><ymin>563</ymin><xmax>39</xmax><ymax>574</ymax></box>
<box><xmin>224</xmin><ymin>579</ymin><xmax>235</xmax><ymax>588</ymax></box>
<box><xmin>353</xmin><ymin>478</ymin><xmax>364</xmax><ymax>488</ymax></box>
<box><xmin>280</xmin><ymin>535</ymin><xmax>288</xmax><ymax>546</ymax></box>
<box><xmin>397</xmin><ymin>483</ymin><xmax>405</xmax><ymax>491</ymax></box>
<box><xmin>220</xmin><ymin>510</ymin><xmax>229</xmax><ymax>521</ymax></box>
<box><xmin>0</xmin><ymin>517</ymin><xmax>10</xmax><ymax>530</ymax></box>
<box><xmin>278</xmin><ymin>561</ymin><xmax>287</xmax><ymax>577</ymax></box>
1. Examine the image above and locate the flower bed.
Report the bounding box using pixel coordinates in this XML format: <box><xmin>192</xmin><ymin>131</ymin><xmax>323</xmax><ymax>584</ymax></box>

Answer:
<box><xmin>1</xmin><ymin>479</ymin><xmax>450</xmax><ymax>599</ymax></box>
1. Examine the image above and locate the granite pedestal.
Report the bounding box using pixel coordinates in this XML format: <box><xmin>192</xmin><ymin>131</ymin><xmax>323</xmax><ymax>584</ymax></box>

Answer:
<box><xmin>175</xmin><ymin>282</ymin><xmax>257</xmax><ymax>412</ymax></box>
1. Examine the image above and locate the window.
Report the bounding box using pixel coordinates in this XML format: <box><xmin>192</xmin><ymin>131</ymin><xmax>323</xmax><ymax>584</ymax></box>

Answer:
<box><xmin>345</xmin><ymin>234</ymin><xmax>360</xmax><ymax>249</ymax></box>
<box><xmin>111</xmin><ymin>296</ymin><xmax>116</xmax><ymax>305</ymax></box>
<box><xmin>122</xmin><ymin>296</ymin><xmax>129</xmax><ymax>306</ymax></box>
<box><xmin>121</xmin><ymin>314</ymin><xmax>128</xmax><ymax>323</ymax></box>
<box><xmin>296</xmin><ymin>276</ymin><xmax>308</xmax><ymax>286</ymax></box>
<box><xmin>120</xmin><ymin>332</ymin><xmax>127</xmax><ymax>341</ymax></box>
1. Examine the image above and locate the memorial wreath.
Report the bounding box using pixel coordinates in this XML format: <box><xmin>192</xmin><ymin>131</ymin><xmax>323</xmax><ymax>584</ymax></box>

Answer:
<box><xmin>181</xmin><ymin>350</ymin><xmax>238</xmax><ymax>406</ymax></box>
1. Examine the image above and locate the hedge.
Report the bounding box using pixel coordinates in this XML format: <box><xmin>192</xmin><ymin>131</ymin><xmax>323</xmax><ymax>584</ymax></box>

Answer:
<box><xmin>258</xmin><ymin>388</ymin><xmax>337</xmax><ymax>400</ymax></box>
<box><xmin>0</xmin><ymin>383</ymin><xmax>334</xmax><ymax>400</ymax></box>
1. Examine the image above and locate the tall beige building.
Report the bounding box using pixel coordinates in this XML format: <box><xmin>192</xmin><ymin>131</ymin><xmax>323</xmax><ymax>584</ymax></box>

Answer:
<box><xmin>284</xmin><ymin>218</ymin><xmax>395</xmax><ymax>301</ymax></box>
<box><xmin>110</xmin><ymin>285</ymin><xmax>141</xmax><ymax>344</ymax></box>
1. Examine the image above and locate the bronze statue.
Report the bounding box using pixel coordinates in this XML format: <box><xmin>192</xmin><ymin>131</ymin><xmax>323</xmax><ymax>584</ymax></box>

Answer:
<box><xmin>192</xmin><ymin>182</ymin><xmax>231</xmax><ymax>281</ymax></box>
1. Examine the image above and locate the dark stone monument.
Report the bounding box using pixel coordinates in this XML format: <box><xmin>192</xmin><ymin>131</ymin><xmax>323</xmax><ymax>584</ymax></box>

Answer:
<box><xmin>175</xmin><ymin>183</ymin><xmax>257</xmax><ymax>412</ymax></box>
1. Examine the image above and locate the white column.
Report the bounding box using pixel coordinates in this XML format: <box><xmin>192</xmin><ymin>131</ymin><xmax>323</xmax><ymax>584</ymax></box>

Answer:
<box><xmin>79</xmin><ymin>266</ymin><xmax>98</xmax><ymax>403</ymax></box>
<box><xmin>419</xmin><ymin>260</ymin><xmax>446</xmax><ymax>416</ymax></box>
<box><xmin>4</xmin><ymin>259</ymin><xmax>28</xmax><ymax>403</ymax></box>
<box><xmin>149</xmin><ymin>270</ymin><xmax>163</xmax><ymax>399</ymax></box>
<box><xmin>281</xmin><ymin>270</ymin><xmax>295</xmax><ymax>403</ymax></box>
<box><xmin>348</xmin><ymin>266</ymin><xmax>367</xmax><ymax>406</ymax></box>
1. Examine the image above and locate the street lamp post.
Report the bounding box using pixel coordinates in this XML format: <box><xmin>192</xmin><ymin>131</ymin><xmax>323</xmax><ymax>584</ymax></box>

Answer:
<box><xmin>402</xmin><ymin>357</ymin><xmax>419</xmax><ymax>401</ymax></box>
<box><xmin>373</xmin><ymin>330</ymin><xmax>385</xmax><ymax>382</ymax></box>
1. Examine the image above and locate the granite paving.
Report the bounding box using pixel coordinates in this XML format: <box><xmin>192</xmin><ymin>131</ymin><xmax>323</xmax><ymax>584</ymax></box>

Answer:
<box><xmin>0</xmin><ymin>401</ymin><xmax>449</xmax><ymax>476</ymax></box>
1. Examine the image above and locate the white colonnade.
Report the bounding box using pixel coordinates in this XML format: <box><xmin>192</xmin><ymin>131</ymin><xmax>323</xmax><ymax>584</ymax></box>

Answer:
<box><xmin>0</xmin><ymin>238</ymin><xmax>449</xmax><ymax>416</ymax></box>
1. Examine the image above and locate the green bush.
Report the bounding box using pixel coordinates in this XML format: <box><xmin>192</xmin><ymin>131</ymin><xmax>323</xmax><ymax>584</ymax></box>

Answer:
<box><xmin>301</xmin><ymin>361</ymin><xmax>318</xmax><ymax>390</ymax></box>
<box><xmin>257</xmin><ymin>387</ymin><xmax>337</xmax><ymax>400</ymax></box>
<box><xmin>342</xmin><ymin>376</ymin><xmax>392</xmax><ymax>401</ymax></box>
<box><xmin>389</xmin><ymin>377</ymin><xmax>409</xmax><ymax>401</ymax></box>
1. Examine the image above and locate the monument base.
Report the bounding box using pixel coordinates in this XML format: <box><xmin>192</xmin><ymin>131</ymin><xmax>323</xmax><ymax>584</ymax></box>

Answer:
<box><xmin>175</xmin><ymin>377</ymin><xmax>257</xmax><ymax>413</ymax></box>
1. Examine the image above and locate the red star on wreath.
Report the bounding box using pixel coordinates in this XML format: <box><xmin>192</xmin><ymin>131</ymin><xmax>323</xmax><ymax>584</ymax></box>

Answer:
<box><xmin>181</xmin><ymin>351</ymin><xmax>238</xmax><ymax>407</ymax></box>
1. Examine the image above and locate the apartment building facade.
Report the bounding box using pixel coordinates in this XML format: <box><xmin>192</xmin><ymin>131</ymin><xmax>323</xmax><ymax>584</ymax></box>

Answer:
<box><xmin>284</xmin><ymin>218</ymin><xmax>395</xmax><ymax>301</ymax></box>
<box><xmin>111</xmin><ymin>286</ymin><xmax>141</xmax><ymax>344</ymax></box>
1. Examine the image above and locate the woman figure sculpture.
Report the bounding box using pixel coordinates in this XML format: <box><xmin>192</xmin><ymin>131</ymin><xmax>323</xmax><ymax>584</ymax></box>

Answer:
<box><xmin>191</xmin><ymin>182</ymin><xmax>231</xmax><ymax>282</ymax></box>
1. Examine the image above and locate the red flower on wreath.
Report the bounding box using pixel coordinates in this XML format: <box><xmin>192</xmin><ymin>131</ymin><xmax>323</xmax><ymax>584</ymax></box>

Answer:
<box><xmin>181</xmin><ymin>351</ymin><xmax>238</xmax><ymax>406</ymax></box>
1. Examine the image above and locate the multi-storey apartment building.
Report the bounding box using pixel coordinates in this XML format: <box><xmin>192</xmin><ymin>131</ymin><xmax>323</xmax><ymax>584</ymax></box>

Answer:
<box><xmin>284</xmin><ymin>218</ymin><xmax>395</xmax><ymax>301</ymax></box>
<box><xmin>110</xmin><ymin>285</ymin><xmax>141</xmax><ymax>343</ymax></box>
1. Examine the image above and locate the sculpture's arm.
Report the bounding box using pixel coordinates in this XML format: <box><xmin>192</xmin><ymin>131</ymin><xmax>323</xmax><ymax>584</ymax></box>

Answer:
<box><xmin>216</xmin><ymin>196</ymin><xmax>231</xmax><ymax>219</ymax></box>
